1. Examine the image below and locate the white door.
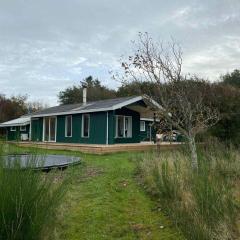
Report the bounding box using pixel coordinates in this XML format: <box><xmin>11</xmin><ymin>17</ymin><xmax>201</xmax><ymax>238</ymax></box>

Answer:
<box><xmin>44</xmin><ymin>117</ymin><xmax>56</xmax><ymax>142</ymax></box>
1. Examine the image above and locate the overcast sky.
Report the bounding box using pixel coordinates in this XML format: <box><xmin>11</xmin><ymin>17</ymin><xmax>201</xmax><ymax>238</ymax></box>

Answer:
<box><xmin>0</xmin><ymin>0</ymin><xmax>240</xmax><ymax>105</ymax></box>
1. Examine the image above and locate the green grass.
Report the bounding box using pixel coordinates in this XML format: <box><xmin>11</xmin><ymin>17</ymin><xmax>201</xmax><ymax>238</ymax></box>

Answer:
<box><xmin>6</xmin><ymin>144</ymin><xmax>183</xmax><ymax>240</ymax></box>
<box><xmin>0</xmin><ymin>143</ymin><xmax>67</xmax><ymax>240</ymax></box>
<box><xmin>56</xmin><ymin>152</ymin><xmax>183</xmax><ymax>240</ymax></box>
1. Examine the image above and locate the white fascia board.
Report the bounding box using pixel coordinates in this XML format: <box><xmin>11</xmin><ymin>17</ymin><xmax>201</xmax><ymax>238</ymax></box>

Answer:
<box><xmin>112</xmin><ymin>96</ymin><xmax>143</xmax><ymax>110</ymax></box>
<box><xmin>140</xmin><ymin>118</ymin><xmax>154</xmax><ymax>121</ymax></box>
<box><xmin>140</xmin><ymin>118</ymin><xmax>160</xmax><ymax>122</ymax></box>
<box><xmin>0</xmin><ymin>122</ymin><xmax>30</xmax><ymax>127</ymax></box>
<box><xmin>142</xmin><ymin>95</ymin><xmax>163</xmax><ymax>110</ymax></box>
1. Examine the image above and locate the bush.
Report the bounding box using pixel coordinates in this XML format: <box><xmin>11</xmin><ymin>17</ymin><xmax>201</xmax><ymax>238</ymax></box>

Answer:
<box><xmin>0</xmin><ymin>144</ymin><xmax>67</xmax><ymax>240</ymax></box>
<box><xmin>138</xmin><ymin>144</ymin><xmax>240</xmax><ymax>240</ymax></box>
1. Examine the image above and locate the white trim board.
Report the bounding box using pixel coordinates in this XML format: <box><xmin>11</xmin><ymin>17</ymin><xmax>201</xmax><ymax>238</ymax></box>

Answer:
<box><xmin>140</xmin><ymin>118</ymin><xmax>160</xmax><ymax>122</ymax></box>
<box><xmin>0</xmin><ymin>123</ymin><xmax>30</xmax><ymax>127</ymax></box>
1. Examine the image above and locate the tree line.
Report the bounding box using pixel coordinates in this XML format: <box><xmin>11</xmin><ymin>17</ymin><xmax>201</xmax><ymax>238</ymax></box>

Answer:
<box><xmin>0</xmin><ymin>95</ymin><xmax>46</xmax><ymax>123</ymax></box>
<box><xmin>58</xmin><ymin>72</ymin><xmax>240</xmax><ymax>149</ymax></box>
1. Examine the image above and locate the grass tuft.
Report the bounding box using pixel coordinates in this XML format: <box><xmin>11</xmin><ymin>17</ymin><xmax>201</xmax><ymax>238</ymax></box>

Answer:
<box><xmin>138</xmin><ymin>144</ymin><xmax>240</xmax><ymax>240</ymax></box>
<box><xmin>0</xmin><ymin>143</ymin><xmax>67</xmax><ymax>240</ymax></box>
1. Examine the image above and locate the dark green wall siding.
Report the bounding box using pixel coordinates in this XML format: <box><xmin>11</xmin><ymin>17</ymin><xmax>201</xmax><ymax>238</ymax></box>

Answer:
<box><xmin>87</xmin><ymin>112</ymin><xmax>107</xmax><ymax>144</ymax></box>
<box><xmin>31</xmin><ymin>108</ymin><xmax>143</xmax><ymax>144</ymax></box>
<box><xmin>31</xmin><ymin>118</ymin><xmax>43</xmax><ymax>141</ymax></box>
<box><xmin>7</xmin><ymin>127</ymin><xmax>20</xmax><ymax>141</ymax></box>
<box><xmin>56</xmin><ymin>112</ymin><xmax>107</xmax><ymax>144</ymax></box>
<box><xmin>57</xmin><ymin>114</ymin><xmax>81</xmax><ymax>143</ymax></box>
<box><xmin>139</xmin><ymin>120</ymin><xmax>156</xmax><ymax>141</ymax></box>
<box><xmin>107</xmin><ymin>111</ymin><xmax>115</xmax><ymax>144</ymax></box>
<box><xmin>6</xmin><ymin>125</ymin><xmax>30</xmax><ymax>141</ymax></box>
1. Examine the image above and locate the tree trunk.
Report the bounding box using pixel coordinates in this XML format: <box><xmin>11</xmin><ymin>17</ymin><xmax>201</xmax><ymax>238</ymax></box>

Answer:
<box><xmin>188</xmin><ymin>136</ymin><xmax>198</xmax><ymax>170</ymax></box>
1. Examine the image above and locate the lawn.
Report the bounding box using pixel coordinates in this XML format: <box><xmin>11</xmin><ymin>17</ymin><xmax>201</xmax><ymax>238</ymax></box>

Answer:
<box><xmin>53</xmin><ymin>151</ymin><xmax>183</xmax><ymax>240</ymax></box>
<box><xmin>6</xmin><ymin>144</ymin><xmax>183</xmax><ymax>240</ymax></box>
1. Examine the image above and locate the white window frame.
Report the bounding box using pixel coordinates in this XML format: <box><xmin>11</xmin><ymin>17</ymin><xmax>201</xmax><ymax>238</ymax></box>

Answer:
<box><xmin>140</xmin><ymin>121</ymin><xmax>146</xmax><ymax>132</ymax></box>
<box><xmin>42</xmin><ymin>116</ymin><xmax>57</xmax><ymax>142</ymax></box>
<box><xmin>81</xmin><ymin>114</ymin><xmax>90</xmax><ymax>138</ymax></box>
<box><xmin>20</xmin><ymin>125</ymin><xmax>26</xmax><ymax>131</ymax></box>
<box><xmin>115</xmin><ymin>115</ymin><xmax>132</xmax><ymax>138</ymax></box>
<box><xmin>65</xmin><ymin>115</ymin><xmax>72</xmax><ymax>137</ymax></box>
<box><xmin>10</xmin><ymin>126</ymin><xmax>16</xmax><ymax>131</ymax></box>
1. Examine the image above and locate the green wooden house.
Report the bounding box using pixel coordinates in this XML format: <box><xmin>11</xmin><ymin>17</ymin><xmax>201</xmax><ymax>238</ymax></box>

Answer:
<box><xmin>0</xmin><ymin>96</ymin><xmax>159</xmax><ymax>144</ymax></box>
<box><xmin>0</xmin><ymin>116</ymin><xmax>31</xmax><ymax>141</ymax></box>
<box><xmin>30</xmin><ymin>96</ymin><xmax>159</xmax><ymax>144</ymax></box>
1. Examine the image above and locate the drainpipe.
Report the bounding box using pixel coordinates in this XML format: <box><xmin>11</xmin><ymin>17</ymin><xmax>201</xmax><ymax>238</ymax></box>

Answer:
<box><xmin>29</xmin><ymin>119</ymin><xmax>32</xmax><ymax>141</ymax></box>
<box><xmin>106</xmin><ymin>111</ymin><xmax>109</xmax><ymax>145</ymax></box>
<box><xmin>5</xmin><ymin>127</ymin><xmax>7</xmax><ymax>141</ymax></box>
<box><xmin>150</xmin><ymin>125</ymin><xmax>152</xmax><ymax>142</ymax></box>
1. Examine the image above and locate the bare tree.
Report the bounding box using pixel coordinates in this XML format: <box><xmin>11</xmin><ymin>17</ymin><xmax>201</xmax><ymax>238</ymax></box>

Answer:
<box><xmin>119</xmin><ymin>33</ymin><xmax>219</xmax><ymax>169</ymax></box>
<box><xmin>26</xmin><ymin>101</ymin><xmax>48</xmax><ymax>113</ymax></box>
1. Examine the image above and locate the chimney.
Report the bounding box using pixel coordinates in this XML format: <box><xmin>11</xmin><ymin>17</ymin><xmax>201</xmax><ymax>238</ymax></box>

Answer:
<box><xmin>83</xmin><ymin>86</ymin><xmax>87</xmax><ymax>105</ymax></box>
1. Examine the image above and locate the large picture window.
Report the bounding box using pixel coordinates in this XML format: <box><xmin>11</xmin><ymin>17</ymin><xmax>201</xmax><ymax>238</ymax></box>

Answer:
<box><xmin>115</xmin><ymin>115</ymin><xmax>132</xmax><ymax>138</ymax></box>
<box><xmin>65</xmin><ymin>115</ymin><xmax>72</xmax><ymax>137</ymax></box>
<box><xmin>82</xmin><ymin>114</ymin><xmax>90</xmax><ymax>138</ymax></box>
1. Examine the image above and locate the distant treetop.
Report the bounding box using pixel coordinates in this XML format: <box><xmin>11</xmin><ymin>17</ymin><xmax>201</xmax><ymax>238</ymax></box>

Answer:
<box><xmin>58</xmin><ymin>76</ymin><xmax>117</xmax><ymax>105</ymax></box>
<box><xmin>221</xmin><ymin>69</ymin><xmax>240</xmax><ymax>88</ymax></box>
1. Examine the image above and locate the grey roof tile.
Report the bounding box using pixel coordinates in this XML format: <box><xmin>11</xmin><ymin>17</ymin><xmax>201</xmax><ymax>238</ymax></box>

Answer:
<box><xmin>31</xmin><ymin>96</ymin><xmax>139</xmax><ymax>116</ymax></box>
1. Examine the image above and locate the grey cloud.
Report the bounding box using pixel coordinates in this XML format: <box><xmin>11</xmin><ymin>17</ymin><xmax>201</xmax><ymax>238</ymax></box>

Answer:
<box><xmin>0</xmin><ymin>0</ymin><xmax>240</xmax><ymax>105</ymax></box>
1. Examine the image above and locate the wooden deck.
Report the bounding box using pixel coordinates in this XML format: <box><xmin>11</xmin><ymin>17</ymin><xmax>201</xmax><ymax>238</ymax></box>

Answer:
<box><xmin>14</xmin><ymin>141</ymin><xmax>184</xmax><ymax>154</ymax></box>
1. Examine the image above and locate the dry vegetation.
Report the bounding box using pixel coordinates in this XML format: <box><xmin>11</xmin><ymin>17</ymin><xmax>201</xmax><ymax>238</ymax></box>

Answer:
<box><xmin>137</xmin><ymin>141</ymin><xmax>240</xmax><ymax>240</ymax></box>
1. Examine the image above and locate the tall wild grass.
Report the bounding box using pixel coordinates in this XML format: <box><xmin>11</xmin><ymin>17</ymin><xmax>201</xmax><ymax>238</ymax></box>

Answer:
<box><xmin>138</xmin><ymin>142</ymin><xmax>240</xmax><ymax>240</ymax></box>
<box><xmin>0</xmin><ymin>143</ymin><xmax>67</xmax><ymax>240</ymax></box>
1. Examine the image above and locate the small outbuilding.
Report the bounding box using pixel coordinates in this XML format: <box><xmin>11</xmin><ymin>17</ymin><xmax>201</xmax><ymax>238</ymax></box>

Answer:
<box><xmin>0</xmin><ymin>116</ymin><xmax>30</xmax><ymax>141</ymax></box>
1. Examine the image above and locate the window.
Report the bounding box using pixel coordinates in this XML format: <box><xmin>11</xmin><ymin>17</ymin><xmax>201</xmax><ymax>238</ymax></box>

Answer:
<box><xmin>10</xmin><ymin>126</ymin><xmax>16</xmax><ymax>131</ymax></box>
<box><xmin>65</xmin><ymin>115</ymin><xmax>72</xmax><ymax>137</ymax></box>
<box><xmin>140</xmin><ymin>121</ymin><xmax>145</xmax><ymax>131</ymax></box>
<box><xmin>82</xmin><ymin>114</ymin><xmax>90</xmax><ymax>138</ymax></box>
<box><xmin>125</xmin><ymin>116</ymin><xmax>132</xmax><ymax>138</ymax></box>
<box><xmin>115</xmin><ymin>115</ymin><xmax>132</xmax><ymax>138</ymax></box>
<box><xmin>116</xmin><ymin>115</ymin><xmax>124</xmax><ymax>137</ymax></box>
<box><xmin>20</xmin><ymin>125</ymin><xmax>26</xmax><ymax>131</ymax></box>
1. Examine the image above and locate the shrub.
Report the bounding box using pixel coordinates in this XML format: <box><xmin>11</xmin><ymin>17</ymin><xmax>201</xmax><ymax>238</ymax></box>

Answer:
<box><xmin>138</xmin><ymin>144</ymin><xmax>240</xmax><ymax>240</ymax></box>
<box><xmin>0</xmin><ymin>144</ymin><xmax>67</xmax><ymax>240</ymax></box>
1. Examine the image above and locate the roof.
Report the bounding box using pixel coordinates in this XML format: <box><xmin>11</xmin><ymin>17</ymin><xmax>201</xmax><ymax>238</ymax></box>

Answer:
<box><xmin>0</xmin><ymin>116</ymin><xmax>30</xmax><ymax>127</ymax></box>
<box><xmin>0</xmin><ymin>95</ymin><xmax>162</xmax><ymax>126</ymax></box>
<box><xmin>31</xmin><ymin>96</ymin><xmax>155</xmax><ymax>117</ymax></box>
